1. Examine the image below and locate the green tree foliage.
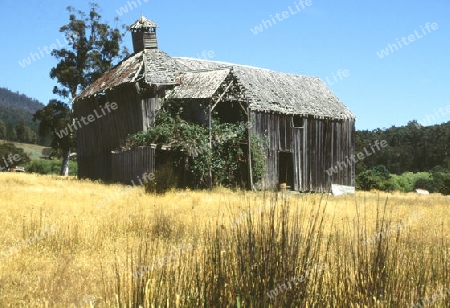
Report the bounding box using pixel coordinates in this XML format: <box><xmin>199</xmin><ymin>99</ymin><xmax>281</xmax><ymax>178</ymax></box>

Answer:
<box><xmin>25</xmin><ymin>159</ymin><xmax>78</xmax><ymax>176</ymax></box>
<box><xmin>50</xmin><ymin>3</ymin><xmax>128</xmax><ymax>98</ymax></box>
<box><xmin>15</xmin><ymin>118</ymin><xmax>26</xmax><ymax>143</ymax></box>
<box><xmin>357</xmin><ymin>165</ymin><xmax>393</xmax><ymax>191</ymax></box>
<box><xmin>34</xmin><ymin>2</ymin><xmax>128</xmax><ymax>175</ymax></box>
<box><xmin>355</xmin><ymin>120</ymin><xmax>450</xmax><ymax>194</ymax></box>
<box><xmin>358</xmin><ymin>169</ymin><xmax>450</xmax><ymax>195</ymax></box>
<box><xmin>127</xmin><ymin>101</ymin><xmax>266</xmax><ymax>190</ymax></box>
<box><xmin>0</xmin><ymin>87</ymin><xmax>44</xmax><ymax>143</ymax></box>
<box><xmin>26</xmin><ymin>127</ymin><xmax>37</xmax><ymax>144</ymax></box>
<box><xmin>249</xmin><ymin>132</ymin><xmax>266</xmax><ymax>185</ymax></box>
<box><xmin>412</xmin><ymin>170</ymin><xmax>450</xmax><ymax>195</ymax></box>
<box><xmin>0</xmin><ymin>142</ymin><xmax>31</xmax><ymax>170</ymax></box>
<box><xmin>389</xmin><ymin>172</ymin><xmax>428</xmax><ymax>192</ymax></box>
<box><xmin>8</xmin><ymin>126</ymin><xmax>17</xmax><ymax>141</ymax></box>
<box><xmin>356</xmin><ymin>121</ymin><xmax>450</xmax><ymax>174</ymax></box>
<box><xmin>9</xmin><ymin>118</ymin><xmax>37</xmax><ymax>144</ymax></box>
<box><xmin>431</xmin><ymin>171</ymin><xmax>450</xmax><ymax>195</ymax></box>
<box><xmin>0</xmin><ymin>120</ymin><xmax>6</xmax><ymax>140</ymax></box>
<box><xmin>33</xmin><ymin>100</ymin><xmax>74</xmax><ymax>175</ymax></box>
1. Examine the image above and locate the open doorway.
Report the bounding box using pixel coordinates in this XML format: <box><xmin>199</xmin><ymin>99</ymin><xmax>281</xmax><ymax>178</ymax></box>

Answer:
<box><xmin>279</xmin><ymin>152</ymin><xmax>294</xmax><ymax>190</ymax></box>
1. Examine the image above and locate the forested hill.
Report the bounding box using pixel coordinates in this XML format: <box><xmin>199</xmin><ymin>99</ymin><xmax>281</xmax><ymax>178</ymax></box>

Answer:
<box><xmin>356</xmin><ymin>120</ymin><xmax>450</xmax><ymax>175</ymax></box>
<box><xmin>0</xmin><ymin>87</ymin><xmax>44</xmax><ymax>114</ymax></box>
<box><xmin>0</xmin><ymin>87</ymin><xmax>45</xmax><ymax>139</ymax></box>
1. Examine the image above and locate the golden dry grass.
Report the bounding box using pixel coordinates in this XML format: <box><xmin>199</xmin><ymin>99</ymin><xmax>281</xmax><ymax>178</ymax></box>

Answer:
<box><xmin>0</xmin><ymin>173</ymin><xmax>449</xmax><ymax>307</ymax></box>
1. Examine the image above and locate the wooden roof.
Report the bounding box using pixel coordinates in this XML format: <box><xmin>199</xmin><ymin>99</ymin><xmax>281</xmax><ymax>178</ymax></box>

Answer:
<box><xmin>166</xmin><ymin>69</ymin><xmax>231</xmax><ymax>99</ymax></box>
<box><xmin>75</xmin><ymin>52</ymin><xmax>355</xmax><ymax>120</ymax></box>
<box><xmin>129</xmin><ymin>16</ymin><xmax>158</xmax><ymax>30</ymax></box>
<box><xmin>172</xmin><ymin>58</ymin><xmax>355</xmax><ymax>120</ymax></box>
<box><xmin>75</xmin><ymin>50</ymin><xmax>188</xmax><ymax>99</ymax></box>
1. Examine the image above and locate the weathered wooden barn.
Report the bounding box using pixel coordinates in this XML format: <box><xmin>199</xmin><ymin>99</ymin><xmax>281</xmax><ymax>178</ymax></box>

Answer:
<box><xmin>73</xmin><ymin>16</ymin><xmax>355</xmax><ymax>192</ymax></box>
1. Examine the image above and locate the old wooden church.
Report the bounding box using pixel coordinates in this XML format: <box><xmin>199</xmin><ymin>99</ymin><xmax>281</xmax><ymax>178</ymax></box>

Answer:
<box><xmin>73</xmin><ymin>16</ymin><xmax>355</xmax><ymax>193</ymax></box>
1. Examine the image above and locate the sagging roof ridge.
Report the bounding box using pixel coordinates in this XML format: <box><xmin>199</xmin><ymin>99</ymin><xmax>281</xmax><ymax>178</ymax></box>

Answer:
<box><xmin>74</xmin><ymin>51</ymin><xmax>355</xmax><ymax>120</ymax></box>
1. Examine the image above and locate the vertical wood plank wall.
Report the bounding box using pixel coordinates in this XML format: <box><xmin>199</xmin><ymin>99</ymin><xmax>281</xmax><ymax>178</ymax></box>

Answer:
<box><xmin>73</xmin><ymin>83</ymin><xmax>157</xmax><ymax>181</ymax></box>
<box><xmin>251</xmin><ymin>111</ymin><xmax>355</xmax><ymax>193</ymax></box>
<box><xmin>111</xmin><ymin>146</ymin><xmax>155</xmax><ymax>184</ymax></box>
<box><xmin>74</xmin><ymin>84</ymin><xmax>354</xmax><ymax>190</ymax></box>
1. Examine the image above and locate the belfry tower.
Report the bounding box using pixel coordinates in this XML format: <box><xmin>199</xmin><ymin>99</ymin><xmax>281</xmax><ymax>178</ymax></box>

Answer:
<box><xmin>129</xmin><ymin>16</ymin><xmax>158</xmax><ymax>53</ymax></box>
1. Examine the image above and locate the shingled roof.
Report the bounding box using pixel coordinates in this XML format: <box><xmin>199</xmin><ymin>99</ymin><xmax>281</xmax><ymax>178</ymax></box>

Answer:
<box><xmin>171</xmin><ymin>58</ymin><xmax>355</xmax><ymax>120</ymax></box>
<box><xmin>129</xmin><ymin>16</ymin><xmax>158</xmax><ymax>30</ymax></box>
<box><xmin>75</xmin><ymin>50</ymin><xmax>188</xmax><ymax>99</ymax></box>
<box><xmin>75</xmin><ymin>51</ymin><xmax>354</xmax><ymax>120</ymax></box>
<box><xmin>166</xmin><ymin>68</ymin><xmax>231</xmax><ymax>99</ymax></box>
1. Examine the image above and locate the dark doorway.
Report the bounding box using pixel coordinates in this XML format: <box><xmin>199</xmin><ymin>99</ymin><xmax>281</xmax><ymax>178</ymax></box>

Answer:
<box><xmin>279</xmin><ymin>152</ymin><xmax>294</xmax><ymax>189</ymax></box>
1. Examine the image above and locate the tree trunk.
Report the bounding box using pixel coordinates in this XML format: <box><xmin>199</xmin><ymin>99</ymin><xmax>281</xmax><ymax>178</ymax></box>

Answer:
<box><xmin>60</xmin><ymin>150</ymin><xmax>70</xmax><ymax>176</ymax></box>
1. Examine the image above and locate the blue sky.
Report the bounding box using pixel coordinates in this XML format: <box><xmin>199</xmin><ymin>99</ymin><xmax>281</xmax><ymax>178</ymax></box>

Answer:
<box><xmin>0</xmin><ymin>0</ymin><xmax>449</xmax><ymax>130</ymax></box>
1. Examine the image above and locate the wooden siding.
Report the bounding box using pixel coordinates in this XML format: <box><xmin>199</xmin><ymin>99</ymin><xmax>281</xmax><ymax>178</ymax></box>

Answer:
<box><xmin>111</xmin><ymin>146</ymin><xmax>155</xmax><ymax>184</ymax></box>
<box><xmin>251</xmin><ymin>111</ymin><xmax>355</xmax><ymax>193</ymax></box>
<box><xmin>72</xmin><ymin>20</ymin><xmax>356</xmax><ymax>189</ymax></box>
<box><xmin>132</xmin><ymin>31</ymin><xmax>158</xmax><ymax>52</ymax></box>
<box><xmin>73</xmin><ymin>83</ymin><xmax>159</xmax><ymax>181</ymax></box>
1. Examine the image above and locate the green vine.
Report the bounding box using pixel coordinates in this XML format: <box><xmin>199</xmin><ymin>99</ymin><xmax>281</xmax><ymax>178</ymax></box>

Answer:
<box><xmin>127</xmin><ymin>100</ymin><xmax>266</xmax><ymax>189</ymax></box>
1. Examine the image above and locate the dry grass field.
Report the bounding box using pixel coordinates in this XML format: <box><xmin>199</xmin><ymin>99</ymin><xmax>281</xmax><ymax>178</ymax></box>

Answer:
<box><xmin>0</xmin><ymin>173</ymin><xmax>449</xmax><ymax>307</ymax></box>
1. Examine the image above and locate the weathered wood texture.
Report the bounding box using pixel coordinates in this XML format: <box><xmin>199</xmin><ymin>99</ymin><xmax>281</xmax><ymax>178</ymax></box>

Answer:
<box><xmin>73</xmin><ymin>83</ymin><xmax>158</xmax><ymax>181</ymax></box>
<box><xmin>72</xmin><ymin>22</ymin><xmax>356</xmax><ymax>190</ymax></box>
<box><xmin>130</xmin><ymin>16</ymin><xmax>159</xmax><ymax>52</ymax></box>
<box><xmin>251</xmin><ymin>111</ymin><xmax>355</xmax><ymax>193</ymax></box>
<box><xmin>111</xmin><ymin>146</ymin><xmax>155</xmax><ymax>184</ymax></box>
<box><xmin>133</xmin><ymin>31</ymin><xmax>158</xmax><ymax>52</ymax></box>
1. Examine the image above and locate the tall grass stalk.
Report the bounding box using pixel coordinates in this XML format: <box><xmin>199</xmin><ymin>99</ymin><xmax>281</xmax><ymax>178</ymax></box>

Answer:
<box><xmin>1</xmin><ymin>174</ymin><xmax>449</xmax><ymax>307</ymax></box>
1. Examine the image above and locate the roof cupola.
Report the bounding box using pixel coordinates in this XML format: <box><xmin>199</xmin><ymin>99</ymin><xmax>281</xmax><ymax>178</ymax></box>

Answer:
<box><xmin>129</xmin><ymin>16</ymin><xmax>158</xmax><ymax>53</ymax></box>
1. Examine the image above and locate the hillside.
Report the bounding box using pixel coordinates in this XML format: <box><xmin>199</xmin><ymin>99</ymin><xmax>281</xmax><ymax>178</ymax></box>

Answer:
<box><xmin>0</xmin><ymin>87</ymin><xmax>45</xmax><ymax>134</ymax></box>
<box><xmin>0</xmin><ymin>87</ymin><xmax>44</xmax><ymax>113</ymax></box>
<box><xmin>356</xmin><ymin>120</ymin><xmax>450</xmax><ymax>174</ymax></box>
<box><xmin>8</xmin><ymin>141</ymin><xmax>48</xmax><ymax>160</ymax></box>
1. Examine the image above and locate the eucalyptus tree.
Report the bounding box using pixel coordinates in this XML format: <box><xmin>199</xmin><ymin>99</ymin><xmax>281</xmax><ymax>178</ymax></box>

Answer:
<box><xmin>34</xmin><ymin>2</ymin><xmax>128</xmax><ymax>175</ymax></box>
